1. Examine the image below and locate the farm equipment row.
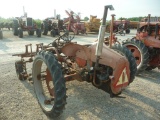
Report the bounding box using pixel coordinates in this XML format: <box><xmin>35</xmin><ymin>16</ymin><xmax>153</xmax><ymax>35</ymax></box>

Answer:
<box><xmin>12</xmin><ymin>5</ymin><xmax>137</xmax><ymax>118</ymax></box>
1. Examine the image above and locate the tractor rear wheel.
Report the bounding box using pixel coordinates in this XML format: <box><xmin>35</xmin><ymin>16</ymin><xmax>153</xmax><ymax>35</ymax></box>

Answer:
<box><xmin>125</xmin><ymin>28</ymin><xmax>130</xmax><ymax>34</ymax></box>
<box><xmin>0</xmin><ymin>30</ymin><xmax>3</xmax><ymax>39</ymax></box>
<box><xmin>51</xmin><ymin>29</ymin><xmax>56</xmax><ymax>37</ymax></box>
<box><xmin>41</xmin><ymin>22</ymin><xmax>48</xmax><ymax>35</ymax></box>
<box><xmin>12</xmin><ymin>19</ymin><xmax>19</xmax><ymax>35</ymax></box>
<box><xmin>112</xmin><ymin>44</ymin><xmax>137</xmax><ymax>83</ymax></box>
<box><xmin>32</xmin><ymin>51</ymin><xmax>66</xmax><ymax>118</ymax></box>
<box><xmin>18</xmin><ymin>28</ymin><xmax>23</xmax><ymax>38</ymax></box>
<box><xmin>122</xmin><ymin>38</ymin><xmax>149</xmax><ymax>73</ymax></box>
<box><xmin>93</xmin><ymin>44</ymin><xmax>137</xmax><ymax>97</ymax></box>
<box><xmin>36</xmin><ymin>29</ymin><xmax>41</xmax><ymax>37</ymax></box>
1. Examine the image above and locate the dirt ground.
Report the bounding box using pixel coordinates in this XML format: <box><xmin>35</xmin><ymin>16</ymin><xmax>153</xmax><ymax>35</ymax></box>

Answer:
<box><xmin>0</xmin><ymin>30</ymin><xmax>160</xmax><ymax>120</ymax></box>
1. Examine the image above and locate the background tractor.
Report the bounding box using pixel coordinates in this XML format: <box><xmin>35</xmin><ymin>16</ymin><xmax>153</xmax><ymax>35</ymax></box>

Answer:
<box><xmin>122</xmin><ymin>14</ymin><xmax>160</xmax><ymax>73</ymax></box>
<box><xmin>63</xmin><ymin>10</ymin><xmax>86</xmax><ymax>35</ymax></box>
<box><xmin>12</xmin><ymin>5</ymin><xmax>137</xmax><ymax>118</ymax></box>
<box><xmin>106</xmin><ymin>18</ymin><xmax>130</xmax><ymax>36</ymax></box>
<box><xmin>12</xmin><ymin>8</ymin><xmax>41</xmax><ymax>38</ymax></box>
<box><xmin>41</xmin><ymin>17</ymin><xmax>64</xmax><ymax>37</ymax></box>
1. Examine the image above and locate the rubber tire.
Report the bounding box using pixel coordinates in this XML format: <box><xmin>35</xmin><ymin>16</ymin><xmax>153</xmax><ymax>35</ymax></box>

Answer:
<box><xmin>51</xmin><ymin>29</ymin><xmax>56</xmax><ymax>37</ymax></box>
<box><xmin>36</xmin><ymin>29</ymin><xmax>41</xmax><ymax>37</ymax></box>
<box><xmin>42</xmin><ymin>22</ymin><xmax>48</xmax><ymax>35</ymax></box>
<box><xmin>122</xmin><ymin>38</ymin><xmax>149</xmax><ymax>74</ymax></box>
<box><xmin>32</xmin><ymin>51</ymin><xmax>66</xmax><ymax>118</ymax></box>
<box><xmin>18</xmin><ymin>28</ymin><xmax>23</xmax><ymax>38</ymax></box>
<box><xmin>15</xmin><ymin>61</ymin><xmax>24</xmax><ymax>80</ymax></box>
<box><xmin>125</xmin><ymin>29</ymin><xmax>130</xmax><ymax>34</ymax></box>
<box><xmin>112</xmin><ymin>44</ymin><xmax>137</xmax><ymax>83</ymax></box>
<box><xmin>0</xmin><ymin>30</ymin><xmax>3</xmax><ymax>39</ymax></box>
<box><xmin>12</xmin><ymin>19</ymin><xmax>19</xmax><ymax>35</ymax></box>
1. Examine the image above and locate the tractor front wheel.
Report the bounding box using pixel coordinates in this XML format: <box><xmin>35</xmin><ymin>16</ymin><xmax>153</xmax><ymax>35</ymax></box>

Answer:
<box><xmin>122</xmin><ymin>38</ymin><xmax>149</xmax><ymax>73</ymax></box>
<box><xmin>32</xmin><ymin>51</ymin><xmax>66</xmax><ymax>118</ymax></box>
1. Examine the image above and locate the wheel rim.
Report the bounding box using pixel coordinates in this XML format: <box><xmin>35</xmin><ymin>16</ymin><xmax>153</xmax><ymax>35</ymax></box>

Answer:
<box><xmin>126</xmin><ymin>45</ymin><xmax>142</xmax><ymax>67</ymax></box>
<box><xmin>33</xmin><ymin>59</ymin><xmax>55</xmax><ymax>112</ymax></box>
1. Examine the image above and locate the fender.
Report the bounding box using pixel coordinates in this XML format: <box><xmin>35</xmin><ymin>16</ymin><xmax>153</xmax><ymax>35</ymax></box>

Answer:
<box><xmin>90</xmin><ymin>43</ymin><xmax>130</xmax><ymax>94</ymax></box>
<box><xmin>61</xmin><ymin>43</ymin><xmax>130</xmax><ymax>94</ymax></box>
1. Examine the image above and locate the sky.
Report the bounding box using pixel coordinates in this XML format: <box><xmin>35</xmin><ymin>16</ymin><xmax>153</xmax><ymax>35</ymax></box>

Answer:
<box><xmin>0</xmin><ymin>0</ymin><xmax>159</xmax><ymax>20</ymax></box>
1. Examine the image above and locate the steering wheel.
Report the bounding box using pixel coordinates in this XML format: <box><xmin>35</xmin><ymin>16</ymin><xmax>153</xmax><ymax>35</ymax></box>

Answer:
<box><xmin>60</xmin><ymin>29</ymin><xmax>75</xmax><ymax>42</ymax></box>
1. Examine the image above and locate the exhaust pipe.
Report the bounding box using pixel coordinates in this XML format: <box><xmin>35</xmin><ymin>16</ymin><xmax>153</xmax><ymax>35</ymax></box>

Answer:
<box><xmin>93</xmin><ymin>5</ymin><xmax>114</xmax><ymax>87</ymax></box>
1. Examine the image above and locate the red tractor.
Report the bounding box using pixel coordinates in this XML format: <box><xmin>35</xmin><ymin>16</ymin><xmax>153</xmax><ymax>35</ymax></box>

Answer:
<box><xmin>12</xmin><ymin>14</ymin><xmax>41</xmax><ymax>38</ymax></box>
<box><xmin>106</xmin><ymin>18</ymin><xmax>130</xmax><ymax>36</ymax></box>
<box><xmin>113</xmin><ymin>19</ymin><xmax>130</xmax><ymax>35</ymax></box>
<box><xmin>12</xmin><ymin>5</ymin><xmax>136</xmax><ymax>118</ymax></box>
<box><xmin>122</xmin><ymin>14</ymin><xmax>160</xmax><ymax>73</ymax></box>
<box><xmin>63</xmin><ymin>10</ymin><xmax>86</xmax><ymax>35</ymax></box>
<box><xmin>12</xmin><ymin>7</ymin><xmax>41</xmax><ymax>38</ymax></box>
<box><xmin>41</xmin><ymin>17</ymin><xmax>64</xmax><ymax>37</ymax></box>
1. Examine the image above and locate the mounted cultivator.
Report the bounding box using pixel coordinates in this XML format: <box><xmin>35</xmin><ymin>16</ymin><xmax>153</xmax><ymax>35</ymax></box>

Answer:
<box><xmin>122</xmin><ymin>14</ymin><xmax>160</xmax><ymax>73</ymax></box>
<box><xmin>13</xmin><ymin>5</ymin><xmax>137</xmax><ymax>118</ymax></box>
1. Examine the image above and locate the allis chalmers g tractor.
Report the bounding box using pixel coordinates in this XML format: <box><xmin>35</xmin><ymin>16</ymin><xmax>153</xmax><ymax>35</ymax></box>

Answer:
<box><xmin>41</xmin><ymin>17</ymin><xmax>64</xmax><ymax>37</ymax></box>
<box><xmin>122</xmin><ymin>14</ymin><xmax>160</xmax><ymax>73</ymax></box>
<box><xmin>12</xmin><ymin>13</ymin><xmax>41</xmax><ymax>38</ymax></box>
<box><xmin>63</xmin><ymin>10</ymin><xmax>86</xmax><ymax>35</ymax></box>
<box><xmin>12</xmin><ymin>5</ymin><xmax>136</xmax><ymax>118</ymax></box>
